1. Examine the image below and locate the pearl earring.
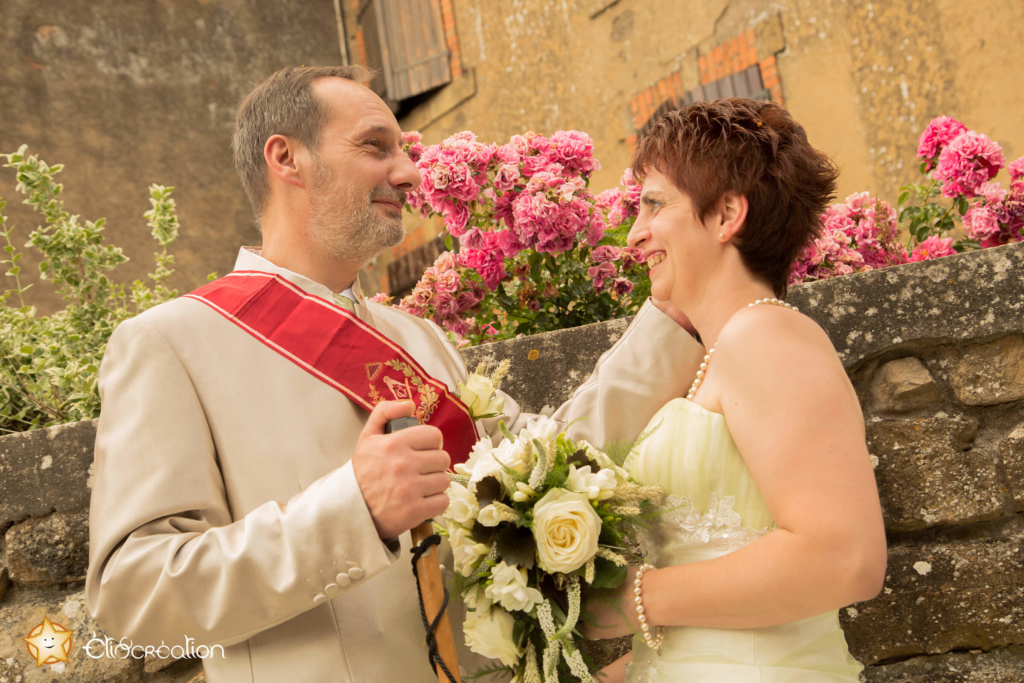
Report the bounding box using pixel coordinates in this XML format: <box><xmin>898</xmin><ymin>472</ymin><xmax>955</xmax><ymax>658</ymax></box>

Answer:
<box><xmin>719</xmin><ymin>233</ymin><xmax>725</xmax><ymax>240</ymax></box>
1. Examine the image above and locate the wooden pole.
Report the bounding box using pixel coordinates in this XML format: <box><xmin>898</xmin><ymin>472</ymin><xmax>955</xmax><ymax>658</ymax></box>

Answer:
<box><xmin>386</xmin><ymin>416</ymin><xmax>462</xmax><ymax>682</ymax></box>
<box><xmin>411</xmin><ymin>520</ymin><xmax>463</xmax><ymax>683</ymax></box>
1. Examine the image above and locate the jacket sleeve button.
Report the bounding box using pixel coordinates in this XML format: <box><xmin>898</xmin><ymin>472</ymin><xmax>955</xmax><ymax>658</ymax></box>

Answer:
<box><xmin>313</xmin><ymin>593</ymin><xmax>329</xmax><ymax>605</ymax></box>
<box><xmin>348</xmin><ymin>567</ymin><xmax>365</xmax><ymax>581</ymax></box>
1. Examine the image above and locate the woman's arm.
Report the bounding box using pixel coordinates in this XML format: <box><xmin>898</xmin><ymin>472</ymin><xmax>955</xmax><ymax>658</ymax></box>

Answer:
<box><xmin>586</xmin><ymin>308</ymin><xmax>887</xmax><ymax>635</ymax></box>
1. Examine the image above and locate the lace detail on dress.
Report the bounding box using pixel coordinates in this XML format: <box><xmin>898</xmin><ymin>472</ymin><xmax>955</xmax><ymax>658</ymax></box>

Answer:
<box><xmin>624</xmin><ymin>659</ymin><xmax>664</xmax><ymax>682</ymax></box>
<box><xmin>638</xmin><ymin>492</ymin><xmax>773</xmax><ymax>564</ymax></box>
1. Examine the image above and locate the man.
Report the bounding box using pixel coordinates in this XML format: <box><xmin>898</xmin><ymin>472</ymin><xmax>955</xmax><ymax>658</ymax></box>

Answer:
<box><xmin>85</xmin><ymin>65</ymin><xmax>702</xmax><ymax>682</ymax></box>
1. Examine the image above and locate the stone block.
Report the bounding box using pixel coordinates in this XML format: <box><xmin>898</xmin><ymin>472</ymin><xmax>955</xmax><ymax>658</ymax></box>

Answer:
<box><xmin>0</xmin><ymin>586</ymin><xmax>143</xmax><ymax>682</ymax></box>
<box><xmin>863</xmin><ymin>645</ymin><xmax>1024</xmax><ymax>682</ymax></box>
<box><xmin>866</xmin><ymin>417</ymin><xmax>1003</xmax><ymax>531</ymax></box>
<box><xmin>0</xmin><ymin>419</ymin><xmax>96</xmax><ymax>529</ymax></box>
<box><xmin>1000</xmin><ymin>424</ymin><xmax>1024</xmax><ymax>511</ymax></box>
<box><xmin>462</xmin><ymin>316</ymin><xmax>632</xmax><ymax>414</ymax></box>
<box><xmin>5</xmin><ymin>509</ymin><xmax>89</xmax><ymax>586</ymax></box>
<box><xmin>841</xmin><ymin>539</ymin><xmax>1024</xmax><ymax>666</ymax></box>
<box><xmin>786</xmin><ymin>241</ymin><xmax>1024</xmax><ymax>369</ymax></box>
<box><xmin>870</xmin><ymin>357</ymin><xmax>942</xmax><ymax>413</ymax></box>
<box><xmin>938</xmin><ymin>335</ymin><xmax>1024</xmax><ymax>406</ymax></box>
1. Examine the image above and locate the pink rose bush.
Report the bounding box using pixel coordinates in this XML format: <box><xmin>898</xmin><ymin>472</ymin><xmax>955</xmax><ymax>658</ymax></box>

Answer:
<box><xmin>792</xmin><ymin>116</ymin><xmax>1021</xmax><ymax>285</ymax></box>
<box><xmin>389</xmin><ymin>131</ymin><xmax>650</xmax><ymax>345</ymax></box>
<box><xmin>391</xmin><ymin>119</ymin><xmax>1021</xmax><ymax>332</ymax></box>
<box><xmin>790</xmin><ymin>193</ymin><xmax>903</xmax><ymax>284</ymax></box>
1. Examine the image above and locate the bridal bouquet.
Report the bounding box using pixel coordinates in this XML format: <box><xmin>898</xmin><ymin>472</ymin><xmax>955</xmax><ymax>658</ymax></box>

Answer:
<box><xmin>441</xmin><ymin>415</ymin><xmax>661</xmax><ymax>682</ymax></box>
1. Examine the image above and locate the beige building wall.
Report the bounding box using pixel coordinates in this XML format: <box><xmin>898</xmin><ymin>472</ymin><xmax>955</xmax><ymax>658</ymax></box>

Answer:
<box><xmin>369</xmin><ymin>0</ymin><xmax>1023</xmax><ymax>293</ymax></box>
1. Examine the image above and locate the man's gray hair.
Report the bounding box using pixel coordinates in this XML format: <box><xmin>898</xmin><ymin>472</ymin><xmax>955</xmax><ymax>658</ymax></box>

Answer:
<box><xmin>232</xmin><ymin>65</ymin><xmax>374</xmax><ymax>226</ymax></box>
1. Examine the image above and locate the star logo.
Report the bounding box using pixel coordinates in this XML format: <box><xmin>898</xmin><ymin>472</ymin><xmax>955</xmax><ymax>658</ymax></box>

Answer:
<box><xmin>23</xmin><ymin>616</ymin><xmax>73</xmax><ymax>667</ymax></box>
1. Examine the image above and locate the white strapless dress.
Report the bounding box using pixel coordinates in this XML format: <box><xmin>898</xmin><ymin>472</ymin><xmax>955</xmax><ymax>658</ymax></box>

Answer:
<box><xmin>624</xmin><ymin>398</ymin><xmax>865</xmax><ymax>682</ymax></box>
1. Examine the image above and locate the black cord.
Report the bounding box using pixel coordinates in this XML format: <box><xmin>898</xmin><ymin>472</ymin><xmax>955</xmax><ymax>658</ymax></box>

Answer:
<box><xmin>410</xmin><ymin>534</ymin><xmax>458</xmax><ymax>683</ymax></box>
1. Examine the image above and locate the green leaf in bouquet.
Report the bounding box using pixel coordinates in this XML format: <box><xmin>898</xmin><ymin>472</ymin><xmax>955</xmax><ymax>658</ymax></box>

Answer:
<box><xmin>496</xmin><ymin>524</ymin><xmax>537</xmax><ymax>569</ymax></box>
<box><xmin>566</xmin><ymin>448</ymin><xmax>599</xmax><ymax>471</ymax></box>
<box><xmin>464</xmin><ymin>663</ymin><xmax>515</xmax><ymax>681</ymax></box>
<box><xmin>470</xmin><ymin>520</ymin><xmax>497</xmax><ymax>544</ymax></box>
<box><xmin>591</xmin><ymin>557</ymin><xmax>628</xmax><ymax>589</ymax></box>
<box><xmin>475</xmin><ymin>475</ymin><xmax>504</xmax><ymax>507</ymax></box>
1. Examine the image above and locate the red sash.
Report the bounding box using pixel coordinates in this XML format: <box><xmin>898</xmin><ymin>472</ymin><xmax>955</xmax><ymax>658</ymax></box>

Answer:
<box><xmin>184</xmin><ymin>271</ymin><xmax>478</xmax><ymax>466</ymax></box>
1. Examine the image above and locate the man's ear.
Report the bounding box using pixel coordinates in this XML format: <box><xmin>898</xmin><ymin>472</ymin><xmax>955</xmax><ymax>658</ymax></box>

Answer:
<box><xmin>264</xmin><ymin>134</ymin><xmax>306</xmax><ymax>191</ymax></box>
<box><xmin>715</xmin><ymin>192</ymin><xmax>749</xmax><ymax>242</ymax></box>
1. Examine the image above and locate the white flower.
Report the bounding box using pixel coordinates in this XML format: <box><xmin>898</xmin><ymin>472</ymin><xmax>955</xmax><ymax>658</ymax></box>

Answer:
<box><xmin>566</xmin><ymin>464</ymin><xmax>617</xmax><ymax>501</ymax></box>
<box><xmin>477</xmin><ymin>505</ymin><xmax>503</xmax><ymax>527</ymax></box>
<box><xmin>450</xmin><ymin>525</ymin><xmax>490</xmax><ymax>577</ymax></box>
<box><xmin>484</xmin><ymin>561</ymin><xmax>544</xmax><ymax>613</ymax></box>
<box><xmin>455</xmin><ymin>436</ymin><xmax>495</xmax><ymax>478</ymax></box>
<box><xmin>447</xmin><ymin>481</ymin><xmax>479</xmax><ymax>526</ymax></box>
<box><xmin>457</xmin><ymin>373</ymin><xmax>505</xmax><ymax>418</ymax></box>
<box><xmin>464</xmin><ymin>600</ymin><xmax>522</xmax><ymax>666</ymax></box>
<box><xmin>532</xmin><ymin>488</ymin><xmax>602</xmax><ymax>573</ymax></box>
<box><xmin>470</xmin><ymin>438</ymin><xmax>529</xmax><ymax>486</ymax></box>
<box><xmin>521</xmin><ymin>415</ymin><xmax>560</xmax><ymax>446</ymax></box>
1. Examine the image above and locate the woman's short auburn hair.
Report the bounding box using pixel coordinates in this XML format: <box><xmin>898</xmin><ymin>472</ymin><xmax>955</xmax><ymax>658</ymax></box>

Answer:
<box><xmin>631</xmin><ymin>99</ymin><xmax>839</xmax><ymax>297</ymax></box>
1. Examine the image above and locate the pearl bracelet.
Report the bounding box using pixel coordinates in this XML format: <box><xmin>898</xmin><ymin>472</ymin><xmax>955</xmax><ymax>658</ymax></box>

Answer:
<box><xmin>634</xmin><ymin>563</ymin><xmax>663</xmax><ymax>652</ymax></box>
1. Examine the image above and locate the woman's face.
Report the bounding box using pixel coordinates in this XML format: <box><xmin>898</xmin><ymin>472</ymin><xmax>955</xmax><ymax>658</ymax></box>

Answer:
<box><xmin>627</xmin><ymin>167</ymin><xmax>719</xmax><ymax>309</ymax></box>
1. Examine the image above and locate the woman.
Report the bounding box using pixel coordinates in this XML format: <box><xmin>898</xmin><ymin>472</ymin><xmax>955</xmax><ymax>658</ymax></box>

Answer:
<box><xmin>584</xmin><ymin>99</ymin><xmax>887</xmax><ymax>682</ymax></box>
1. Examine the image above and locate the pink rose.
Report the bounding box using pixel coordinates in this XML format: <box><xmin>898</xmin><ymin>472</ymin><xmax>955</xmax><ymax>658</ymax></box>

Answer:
<box><xmin>916</xmin><ymin>116</ymin><xmax>968</xmax><ymax>169</ymax></box>
<box><xmin>909</xmin><ymin>236</ymin><xmax>957</xmax><ymax>262</ymax></box>
<box><xmin>612</xmin><ymin>278</ymin><xmax>635</xmax><ymax>296</ymax></box>
<box><xmin>435</xmin><ymin>269</ymin><xmax>461</xmax><ymax>294</ymax></box>
<box><xmin>493</xmin><ymin>163</ymin><xmax>521</xmax><ymax>191</ymax></box>
<box><xmin>588</xmin><ymin>261</ymin><xmax>617</xmax><ymax>291</ymax></box>
<box><xmin>1010</xmin><ymin>156</ymin><xmax>1024</xmax><ymax>182</ymax></box>
<box><xmin>591</xmin><ymin>246</ymin><xmax>621</xmax><ymax>263</ymax></box>
<box><xmin>935</xmin><ymin>131</ymin><xmax>1006</xmax><ymax>198</ymax></box>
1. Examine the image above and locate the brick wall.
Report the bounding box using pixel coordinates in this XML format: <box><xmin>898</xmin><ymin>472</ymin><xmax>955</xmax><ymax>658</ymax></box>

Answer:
<box><xmin>627</xmin><ymin>27</ymin><xmax>785</xmax><ymax>149</ymax></box>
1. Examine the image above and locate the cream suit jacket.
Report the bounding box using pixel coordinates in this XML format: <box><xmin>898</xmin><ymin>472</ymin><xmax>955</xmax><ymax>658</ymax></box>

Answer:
<box><xmin>86</xmin><ymin>247</ymin><xmax>703</xmax><ymax>682</ymax></box>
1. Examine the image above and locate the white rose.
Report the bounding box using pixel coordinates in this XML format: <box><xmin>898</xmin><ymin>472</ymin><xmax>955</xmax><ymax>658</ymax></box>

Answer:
<box><xmin>457</xmin><ymin>373</ymin><xmax>506</xmax><ymax>418</ymax></box>
<box><xmin>484</xmin><ymin>561</ymin><xmax>544</xmax><ymax>613</ymax></box>
<box><xmin>470</xmin><ymin>438</ymin><xmax>529</xmax><ymax>486</ymax></box>
<box><xmin>532</xmin><ymin>488</ymin><xmax>602</xmax><ymax>573</ymax></box>
<box><xmin>450</xmin><ymin>525</ymin><xmax>490</xmax><ymax>577</ymax></box>
<box><xmin>447</xmin><ymin>482</ymin><xmax>480</xmax><ymax>526</ymax></box>
<box><xmin>521</xmin><ymin>415</ymin><xmax>560</xmax><ymax>446</ymax></box>
<box><xmin>455</xmin><ymin>436</ymin><xmax>495</xmax><ymax>478</ymax></box>
<box><xmin>463</xmin><ymin>602</ymin><xmax>522</xmax><ymax>667</ymax></box>
<box><xmin>566</xmin><ymin>464</ymin><xmax>618</xmax><ymax>501</ymax></box>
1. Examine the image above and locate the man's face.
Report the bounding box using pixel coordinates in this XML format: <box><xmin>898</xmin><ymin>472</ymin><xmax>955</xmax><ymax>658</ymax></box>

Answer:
<box><xmin>304</xmin><ymin>78</ymin><xmax>421</xmax><ymax>266</ymax></box>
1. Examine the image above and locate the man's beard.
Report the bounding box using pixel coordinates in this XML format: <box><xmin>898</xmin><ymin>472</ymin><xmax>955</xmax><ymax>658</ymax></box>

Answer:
<box><xmin>307</xmin><ymin>156</ymin><xmax>407</xmax><ymax>265</ymax></box>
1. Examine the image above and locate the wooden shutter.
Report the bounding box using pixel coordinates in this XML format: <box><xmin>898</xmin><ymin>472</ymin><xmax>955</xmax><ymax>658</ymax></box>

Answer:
<box><xmin>361</xmin><ymin>0</ymin><xmax>452</xmax><ymax>106</ymax></box>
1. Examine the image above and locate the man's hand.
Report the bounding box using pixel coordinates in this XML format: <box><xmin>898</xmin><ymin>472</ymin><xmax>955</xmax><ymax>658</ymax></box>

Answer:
<box><xmin>582</xmin><ymin>566</ymin><xmax>642</xmax><ymax>640</ymax></box>
<box><xmin>651</xmin><ymin>297</ymin><xmax>697</xmax><ymax>336</ymax></box>
<box><xmin>351</xmin><ymin>400</ymin><xmax>452</xmax><ymax>540</ymax></box>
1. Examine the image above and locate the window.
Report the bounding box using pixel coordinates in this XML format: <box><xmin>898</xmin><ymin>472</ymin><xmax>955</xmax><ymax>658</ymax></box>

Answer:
<box><xmin>358</xmin><ymin>0</ymin><xmax>452</xmax><ymax>108</ymax></box>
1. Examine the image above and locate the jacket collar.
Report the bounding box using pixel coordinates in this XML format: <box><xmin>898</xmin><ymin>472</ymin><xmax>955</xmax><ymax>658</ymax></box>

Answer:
<box><xmin>232</xmin><ymin>247</ymin><xmax>366</xmax><ymax>305</ymax></box>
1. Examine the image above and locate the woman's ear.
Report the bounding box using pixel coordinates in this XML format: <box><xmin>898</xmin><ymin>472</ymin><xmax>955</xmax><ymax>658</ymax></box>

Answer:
<box><xmin>716</xmin><ymin>192</ymin><xmax>749</xmax><ymax>242</ymax></box>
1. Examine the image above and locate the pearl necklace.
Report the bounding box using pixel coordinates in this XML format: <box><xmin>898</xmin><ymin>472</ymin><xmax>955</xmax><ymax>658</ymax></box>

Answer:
<box><xmin>685</xmin><ymin>298</ymin><xmax>799</xmax><ymax>401</ymax></box>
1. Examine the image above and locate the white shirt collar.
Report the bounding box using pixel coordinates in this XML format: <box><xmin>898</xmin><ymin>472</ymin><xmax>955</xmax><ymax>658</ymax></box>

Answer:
<box><xmin>232</xmin><ymin>247</ymin><xmax>364</xmax><ymax>304</ymax></box>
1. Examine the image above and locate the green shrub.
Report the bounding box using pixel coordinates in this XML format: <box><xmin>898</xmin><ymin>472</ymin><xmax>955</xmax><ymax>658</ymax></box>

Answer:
<box><xmin>0</xmin><ymin>146</ymin><xmax>209</xmax><ymax>433</ymax></box>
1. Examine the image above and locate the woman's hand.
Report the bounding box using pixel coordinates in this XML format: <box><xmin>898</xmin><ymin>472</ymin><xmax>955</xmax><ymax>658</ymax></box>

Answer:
<box><xmin>651</xmin><ymin>297</ymin><xmax>697</xmax><ymax>336</ymax></box>
<box><xmin>596</xmin><ymin>652</ymin><xmax>632</xmax><ymax>683</ymax></box>
<box><xmin>582</xmin><ymin>566</ymin><xmax>642</xmax><ymax>640</ymax></box>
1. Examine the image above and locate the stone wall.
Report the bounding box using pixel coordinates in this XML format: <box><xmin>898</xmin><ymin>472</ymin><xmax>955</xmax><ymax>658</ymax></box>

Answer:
<box><xmin>0</xmin><ymin>0</ymin><xmax>346</xmax><ymax>316</ymax></box>
<box><xmin>1</xmin><ymin>241</ymin><xmax>1022</xmax><ymax>681</ymax></box>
